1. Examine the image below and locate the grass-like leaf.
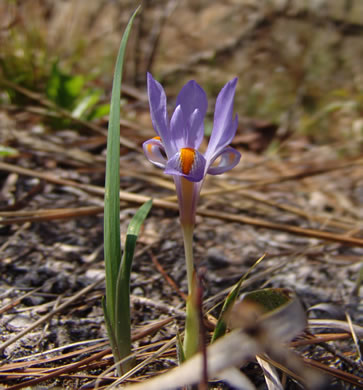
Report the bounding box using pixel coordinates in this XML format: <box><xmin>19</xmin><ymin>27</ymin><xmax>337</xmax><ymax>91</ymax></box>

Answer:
<box><xmin>103</xmin><ymin>5</ymin><xmax>140</xmax><ymax>375</ymax></box>
<box><xmin>211</xmin><ymin>254</ymin><xmax>265</xmax><ymax>342</ymax></box>
<box><xmin>115</xmin><ymin>199</ymin><xmax>152</xmax><ymax>370</ymax></box>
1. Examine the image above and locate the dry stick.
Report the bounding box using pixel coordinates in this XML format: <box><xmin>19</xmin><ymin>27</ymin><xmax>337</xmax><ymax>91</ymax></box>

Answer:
<box><xmin>1</xmin><ymin>161</ymin><xmax>363</xmax><ymax>247</ymax></box>
<box><xmin>0</xmin><ymin>206</ymin><xmax>104</xmax><ymax>224</ymax></box>
<box><xmin>150</xmin><ymin>251</ymin><xmax>187</xmax><ymax>301</ymax></box>
<box><xmin>0</xmin><ymin>279</ymin><xmax>103</xmax><ymax>355</ymax></box>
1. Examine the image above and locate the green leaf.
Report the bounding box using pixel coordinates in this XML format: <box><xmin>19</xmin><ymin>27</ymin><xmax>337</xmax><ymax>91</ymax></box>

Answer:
<box><xmin>46</xmin><ymin>63</ymin><xmax>84</xmax><ymax>109</ymax></box>
<box><xmin>103</xmin><ymin>6</ymin><xmax>141</xmax><ymax>375</ymax></box>
<box><xmin>240</xmin><ymin>288</ymin><xmax>290</xmax><ymax>313</ymax></box>
<box><xmin>0</xmin><ymin>145</ymin><xmax>18</xmax><ymax>157</ymax></box>
<box><xmin>102</xmin><ymin>296</ymin><xmax>120</xmax><ymax>367</ymax></box>
<box><xmin>104</xmin><ymin>5</ymin><xmax>140</xmax><ymax>329</ymax></box>
<box><xmin>211</xmin><ymin>254</ymin><xmax>265</xmax><ymax>343</ymax></box>
<box><xmin>88</xmin><ymin>103</ymin><xmax>110</xmax><ymax>120</ymax></box>
<box><xmin>114</xmin><ymin>200</ymin><xmax>152</xmax><ymax>372</ymax></box>
<box><xmin>71</xmin><ymin>91</ymin><xmax>100</xmax><ymax>119</ymax></box>
<box><xmin>228</xmin><ymin>288</ymin><xmax>307</xmax><ymax>342</ymax></box>
<box><xmin>176</xmin><ymin>331</ymin><xmax>185</xmax><ymax>365</ymax></box>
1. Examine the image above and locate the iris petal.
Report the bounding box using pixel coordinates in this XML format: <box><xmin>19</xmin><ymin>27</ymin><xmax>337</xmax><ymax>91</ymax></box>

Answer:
<box><xmin>143</xmin><ymin>137</ymin><xmax>166</xmax><ymax>169</ymax></box>
<box><xmin>205</xmin><ymin>78</ymin><xmax>238</xmax><ymax>161</ymax></box>
<box><xmin>147</xmin><ymin>73</ymin><xmax>174</xmax><ymax>155</ymax></box>
<box><xmin>176</xmin><ymin>80</ymin><xmax>207</xmax><ymax>149</ymax></box>
<box><xmin>207</xmin><ymin>146</ymin><xmax>241</xmax><ymax>175</ymax></box>
<box><xmin>176</xmin><ymin>80</ymin><xmax>208</xmax><ymax>123</ymax></box>
<box><xmin>165</xmin><ymin>148</ymin><xmax>206</xmax><ymax>182</ymax></box>
<box><xmin>145</xmin><ymin>74</ymin><xmax>241</xmax><ymax>184</ymax></box>
<box><xmin>170</xmin><ymin>105</ymin><xmax>186</xmax><ymax>151</ymax></box>
<box><xmin>188</xmin><ymin>108</ymin><xmax>204</xmax><ymax>149</ymax></box>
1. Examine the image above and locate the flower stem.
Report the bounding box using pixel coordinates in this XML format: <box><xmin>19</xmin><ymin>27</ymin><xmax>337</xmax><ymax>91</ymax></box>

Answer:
<box><xmin>182</xmin><ymin>223</ymin><xmax>194</xmax><ymax>293</ymax></box>
<box><xmin>178</xmin><ymin>177</ymin><xmax>202</xmax><ymax>359</ymax></box>
<box><xmin>181</xmin><ymin>222</ymin><xmax>200</xmax><ymax>359</ymax></box>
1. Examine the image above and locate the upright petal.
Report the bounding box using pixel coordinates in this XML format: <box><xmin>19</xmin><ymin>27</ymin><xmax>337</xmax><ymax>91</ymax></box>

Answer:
<box><xmin>147</xmin><ymin>73</ymin><xmax>173</xmax><ymax>155</ymax></box>
<box><xmin>170</xmin><ymin>105</ymin><xmax>186</xmax><ymax>151</ymax></box>
<box><xmin>205</xmin><ymin>78</ymin><xmax>238</xmax><ymax>161</ymax></box>
<box><xmin>176</xmin><ymin>80</ymin><xmax>207</xmax><ymax>149</ymax></box>
<box><xmin>187</xmin><ymin>108</ymin><xmax>204</xmax><ymax>149</ymax></box>
<box><xmin>176</xmin><ymin>80</ymin><xmax>208</xmax><ymax>121</ymax></box>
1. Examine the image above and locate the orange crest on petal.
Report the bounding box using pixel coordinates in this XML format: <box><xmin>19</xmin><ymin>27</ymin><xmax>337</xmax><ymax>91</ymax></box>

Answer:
<box><xmin>180</xmin><ymin>148</ymin><xmax>196</xmax><ymax>175</ymax></box>
<box><xmin>147</xmin><ymin>136</ymin><xmax>161</xmax><ymax>153</ymax></box>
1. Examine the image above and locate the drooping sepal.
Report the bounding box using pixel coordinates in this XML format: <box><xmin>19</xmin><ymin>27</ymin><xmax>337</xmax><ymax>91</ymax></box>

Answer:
<box><xmin>142</xmin><ymin>137</ymin><xmax>166</xmax><ymax>169</ymax></box>
<box><xmin>207</xmin><ymin>146</ymin><xmax>241</xmax><ymax>175</ymax></box>
<box><xmin>165</xmin><ymin>148</ymin><xmax>206</xmax><ymax>182</ymax></box>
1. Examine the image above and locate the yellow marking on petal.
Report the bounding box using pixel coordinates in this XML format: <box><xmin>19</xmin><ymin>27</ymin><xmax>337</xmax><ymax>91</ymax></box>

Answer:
<box><xmin>180</xmin><ymin>148</ymin><xmax>196</xmax><ymax>175</ymax></box>
<box><xmin>147</xmin><ymin>137</ymin><xmax>161</xmax><ymax>154</ymax></box>
<box><xmin>229</xmin><ymin>152</ymin><xmax>235</xmax><ymax>164</ymax></box>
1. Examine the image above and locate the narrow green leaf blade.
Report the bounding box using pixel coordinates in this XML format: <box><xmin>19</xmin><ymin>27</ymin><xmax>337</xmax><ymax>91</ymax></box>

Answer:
<box><xmin>104</xmin><ymin>5</ymin><xmax>140</xmax><ymax>329</ymax></box>
<box><xmin>211</xmin><ymin>254</ymin><xmax>265</xmax><ymax>342</ymax></box>
<box><xmin>115</xmin><ymin>199</ymin><xmax>152</xmax><ymax>371</ymax></box>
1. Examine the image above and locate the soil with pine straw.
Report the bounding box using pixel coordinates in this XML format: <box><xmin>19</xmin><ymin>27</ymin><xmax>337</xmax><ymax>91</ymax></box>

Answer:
<box><xmin>1</xmin><ymin>1</ymin><xmax>363</xmax><ymax>389</ymax></box>
<box><xmin>0</xmin><ymin>105</ymin><xmax>362</xmax><ymax>389</ymax></box>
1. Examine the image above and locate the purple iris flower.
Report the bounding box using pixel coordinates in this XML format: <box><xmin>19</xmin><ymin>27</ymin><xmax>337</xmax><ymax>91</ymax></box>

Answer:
<box><xmin>143</xmin><ymin>73</ymin><xmax>241</xmax><ymax>226</ymax></box>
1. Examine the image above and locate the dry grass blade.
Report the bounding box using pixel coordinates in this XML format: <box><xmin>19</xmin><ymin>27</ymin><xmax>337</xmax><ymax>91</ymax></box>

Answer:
<box><xmin>0</xmin><ymin>206</ymin><xmax>103</xmax><ymax>224</ymax></box>
<box><xmin>303</xmin><ymin>358</ymin><xmax>363</xmax><ymax>388</ymax></box>
<box><xmin>256</xmin><ymin>355</ymin><xmax>283</xmax><ymax>390</ymax></box>
<box><xmin>308</xmin><ymin>319</ymin><xmax>363</xmax><ymax>337</ymax></box>
<box><xmin>0</xmin><ymin>341</ymin><xmax>108</xmax><ymax>372</ymax></box>
<box><xmin>0</xmin><ymin>319</ymin><xmax>174</xmax><ymax>389</ymax></box>
<box><xmin>5</xmin><ymin>347</ymin><xmax>112</xmax><ymax>390</ymax></box>
<box><xmin>106</xmin><ymin>337</ymin><xmax>178</xmax><ymax>389</ymax></box>
<box><xmin>290</xmin><ymin>332</ymin><xmax>353</xmax><ymax>347</ymax></box>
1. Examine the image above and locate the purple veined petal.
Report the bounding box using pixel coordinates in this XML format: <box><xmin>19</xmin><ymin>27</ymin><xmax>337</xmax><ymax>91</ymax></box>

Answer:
<box><xmin>207</xmin><ymin>146</ymin><xmax>241</xmax><ymax>175</ymax></box>
<box><xmin>187</xmin><ymin>108</ymin><xmax>204</xmax><ymax>149</ymax></box>
<box><xmin>175</xmin><ymin>80</ymin><xmax>207</xmax><ymax>150</ymax></box>
<box><xmin>205</xmin><ymin>78</ymin><xmax>238</xmax><ymax>160</ymax></box>
<box><xmin>143</xmin><ymin>137</ymin><xmax>167</xmax><ymax>169</ymax></box>
<box><xmin>176</xmin><ymin>80</ymin><xmax>208</xmax><ymax>126</ymax></box>
<box><xmin>170</xmin><ymin>106</ymin><xmax>205</xmax><ymax>150</ymax></box>
<box><xmin>147</xmin><ymin>73</ymin><xmax>174</xmax><ymax>155</ymax></box>
<box><xmin>170</xmin><ymin>105</ymin><xmax>186</xmax><ymax>151</ymax></box>
<box><xmin>165</xmin><ymin>148</ymin><xmax>206</xmax><ymax>182</ymax></box>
